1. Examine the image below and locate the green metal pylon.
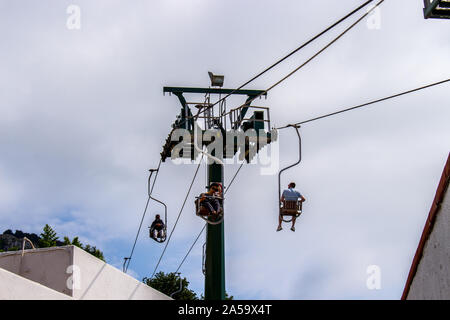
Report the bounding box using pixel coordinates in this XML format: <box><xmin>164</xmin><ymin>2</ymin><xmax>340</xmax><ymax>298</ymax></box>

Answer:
<box><xmin>161</xmin><ymin>84</ymin><xmax>270</xmax><ymax>300</ymax></box>
<box><xmin>204</xmin><ymin>160</ymin><xmax>225</xmax><ymax>300</ymax></box>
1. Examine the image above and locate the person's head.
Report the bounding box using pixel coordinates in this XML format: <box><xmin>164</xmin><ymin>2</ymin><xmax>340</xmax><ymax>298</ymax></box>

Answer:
<box><xmin>155</xmin><ymin>214</ymin><xmax>160</xmax><ymax>219</ymax></box>
<box><xmin>288</xmin><ymin>182</ymin><xmax>296</xmax><ymax>189</ymax></box>
<box><xmin>209</xmin><ymin>183</ymin><xmax>220</xmax><ymax>193</ymax></box>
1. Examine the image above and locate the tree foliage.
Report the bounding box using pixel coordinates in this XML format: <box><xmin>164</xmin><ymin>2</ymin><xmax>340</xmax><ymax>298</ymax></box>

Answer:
<box><xmin>225</xmin><ymin>292</ymin><xmax>234</xmax><ymax>300</ymax></box>
<box><xmin>200</xmin><ymin>292</ymin><xmax>234</xmax><ymax>300</ymax></box>
<box><xmin>143</xmin><ymin>272</ymin><xmax>198</xmax><ymax>300</ymax></box>
<box><xmin>39</xmin><ymin>224</ymin><xmax>59</xmax><ymax>247</ymax></box>
<box><xmin>143</xmin><ymin>271</ymin><xmax>234</xmax><ymax>300</ymax></box>
<box><xmin>12</xmin><ymin>225</ymin><xmax>108</xmax><ymax>261</ymax></box>
<box><xmin>63</xmin><ymin>235</ymin><xmax>105</xmax><ymax>261</ymax></box>
<box><xmin>83</xmin><ymin>244</ymin><xmax>105</xmax><ymax>261</ymax></box>
<box><xmin>2</xmin><ymin>226</ymin><xmax>105</xmax><ymax>261</ymax></box>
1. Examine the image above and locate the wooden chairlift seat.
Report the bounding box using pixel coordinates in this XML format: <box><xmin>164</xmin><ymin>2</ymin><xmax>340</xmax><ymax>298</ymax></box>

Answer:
<box><xmin>280</xmin><ymin>199</ymin><xmax>302</xmax><ymax>217</ymax></box>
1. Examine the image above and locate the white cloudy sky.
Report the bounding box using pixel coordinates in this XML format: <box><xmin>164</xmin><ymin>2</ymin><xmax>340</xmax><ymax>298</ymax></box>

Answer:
<box><xmin>1</xmin><ymin>0</ymin><xmax>449</xmax><ymax>299</ymax></box>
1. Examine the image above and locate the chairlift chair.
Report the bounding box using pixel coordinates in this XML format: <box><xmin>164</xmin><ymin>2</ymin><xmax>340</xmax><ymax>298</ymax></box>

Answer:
<box><xmin>280</xmin><ymin>199</ymin><xmax>303</xmax><ymax>222</ymax></box>
<box><xmin>278</xmin><ymin>125</ymin><xmax>304</xmax><ymax>223</ymax></box>
<box><xmin>147</xmin><ymin>168</ymin><xmax>168</xmax><ymax>243</ymax></box>
<box><xmin>195</xmin><ymin>183</ymin><xmax>225</xmax><ymax>225</ymax></box>
<box><xmin>195</xmin><ymin>195</ymin><xmax>224</xmax><ymax>225</ymax></box>
<box><xmin>148</xmin><ymin>196</ymin><xmax>168</xmax><ymax>243</ymax></box>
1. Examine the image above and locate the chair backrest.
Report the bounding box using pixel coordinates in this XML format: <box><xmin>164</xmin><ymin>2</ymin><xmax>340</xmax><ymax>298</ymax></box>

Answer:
<box><xmin>283</xmin><ymin>200</ymin><xmax>299</xmax><ymax>210</ymax></box>
<box><xmin>195</xmin><ymin>198</ymin><xmax>210</xmax><ymax>216</ymax></box>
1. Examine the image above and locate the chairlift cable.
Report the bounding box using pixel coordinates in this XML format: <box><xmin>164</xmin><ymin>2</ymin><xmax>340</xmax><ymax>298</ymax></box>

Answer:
<box><xmin>128</xmin><ymin>0</ymin><xmax>383</xmax><ymax>275</ymax></box>
<box><xmin>225</xmin><ymin>162</ymin><xmax>245</xmax><ymax>195</ymax></box>
<box><xmin>194</xmin><ymin>0</ymin><xmax>375</xmax><ymax>120</ymax></box>
<box><xmin>175</xmin><ymin>223</ymin><xmax>207</xmax><ymax>274</ymax></box>
<box><xmin>124</xmin><ymin>159</ymin><xmax>162</xmax><ymax>273</ymax></box>
<box><xmin>150</xmin><ymin>155</ymin><xmax>205</xmax><ymax>279</ymax></box>
<box><xmin>276</xmin><ymin>78</ymin><xmax>450</xmax><ymax>129</ymax></box>
<box><xmin>174</xmin><ymin>162</ymin><xmax>245</xmax><ymax>273</ymax></box>
<box><xmin>241</xmin><ymin>0</ymin><xmax>386</xmax><ymax>110</ymax></box>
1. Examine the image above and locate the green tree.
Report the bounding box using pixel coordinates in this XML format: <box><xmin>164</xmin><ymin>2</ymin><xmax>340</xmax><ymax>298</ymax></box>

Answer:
<box><xmin>200</xmin><ymin>292</ymin><xmax>234</xmax><ymax>300</ymax></box>
<box><xmin>39</xmin><ymin>224</ymin><xmax>59</xmax><ymax>247</ymax></box>
<box><xmin>83</xmin><ymin>244</ymin><xmax>105</xmax><ymax>261</ymax></box>
<box><xmin>225</xmin><ymin>292</ymin><xmax>234</xmax><ymax>300</ymax></box>
<box><xmin>63</xmin><ymin>236</ymin><xmax>105</xmax><ymax>262</ymax></box>
<box><xmin>71</xmin><ymin>236</ymin><xmax>83</xmax><ymax>248</ymax></box>
<box><xmin>63</xmin><ymin>236</ymin><xmax>71</xmax><ymax>246</ymax></box>
<box><xmin>63</xmin><ymin>236</ymin><xmax>83</xmax><ymax>248</ymax></box>
<box><xmin>143</xmin><ymin>272</ymin><xmax>198</xmax><ymax>300</ymax></box>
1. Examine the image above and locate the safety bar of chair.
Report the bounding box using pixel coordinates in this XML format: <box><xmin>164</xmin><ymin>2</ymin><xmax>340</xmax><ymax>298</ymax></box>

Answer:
<box><xmin>195</xmin><ymin>199</ymin><xmax>224</xmax><ymax>225</ymax></box>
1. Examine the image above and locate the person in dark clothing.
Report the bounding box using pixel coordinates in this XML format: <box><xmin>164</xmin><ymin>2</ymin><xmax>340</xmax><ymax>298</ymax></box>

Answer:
<box><xmin>199</xmin><ymin>183</ymin><xmax>223</xmax><ymax>216</ymax></box>
<box><xmin>150</xmin><ymin>214</ymin><xmax>165</xmax><ymax>240</ymax></box>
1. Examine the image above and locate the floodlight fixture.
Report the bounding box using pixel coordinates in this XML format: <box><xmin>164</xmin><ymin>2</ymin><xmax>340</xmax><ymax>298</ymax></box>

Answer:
<box><xmin>208</xmin><ymin>71</ymin><xmax>224</xmax><ymax>87</ymax></box>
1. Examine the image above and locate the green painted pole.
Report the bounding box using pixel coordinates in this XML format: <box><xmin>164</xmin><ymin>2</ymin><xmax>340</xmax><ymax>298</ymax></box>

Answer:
<box><xmin>204</xmin><ymin>161</ymin><xmax>225</xmax><ymax>300</ymax></box>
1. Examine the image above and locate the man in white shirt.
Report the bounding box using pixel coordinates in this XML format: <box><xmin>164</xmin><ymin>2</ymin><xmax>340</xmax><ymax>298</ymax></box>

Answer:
<box><xmin>278</xmin><ymin>182</ymin><xmax>306</xmax><ymax>232</ymax></box>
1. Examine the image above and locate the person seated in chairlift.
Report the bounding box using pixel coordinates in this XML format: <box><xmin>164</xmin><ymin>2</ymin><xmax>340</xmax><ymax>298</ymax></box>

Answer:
<box><xmin>150</xmin><ymin>214</ymin><xmax>165</xmax><ymax>240</ymax></box>
<box><xmin>199</xmin><ymin>183</ymin><xmax>223</xmax><ymax>216</ymax></box>
<box><xmin>277</xmin><ymin>182</ymin><xmax>306</xmax><ymax>232</ymax></box>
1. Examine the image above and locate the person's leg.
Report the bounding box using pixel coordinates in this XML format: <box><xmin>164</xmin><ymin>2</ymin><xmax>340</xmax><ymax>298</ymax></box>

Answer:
<box><xmin>212</xmin><ymin>199</ymin><xmax>221</xmax><ymax>215</ymax></box>
<box><xmin>291</xmin><ymin>216</ymin><xmax>296</xmax><ymax>231</ymax></box>
<box><xmin>203</xmin><ymin>200</ymin><xmax>215</xmax><ymax>214</ymax></box>
<box><xmin>277</xmin><ymin>215</ymin><xmax>283</xmax><ymax>231</ymax></box>
<box><xmin>199</xmin><ymin>205</ymin><xmax>209</xmax><ymax>216</ymax></box>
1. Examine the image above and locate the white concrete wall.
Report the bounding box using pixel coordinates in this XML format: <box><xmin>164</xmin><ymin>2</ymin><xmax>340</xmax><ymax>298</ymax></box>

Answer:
<box><xmin>71</xmin><ymin>245</ymin><xmax>170</xmax><ymax>300</ymax></box>
<box><xmin>0</xmin><ymin>245</ymin><xmax>171</xmax><ymax>300</ymax></box>
<box><xmin>407</xmin><ymin>186</ymin><xmax>450</xmax><ymax>299</ymax></box>
<box><xmin>0</xmin><ymin>246</ymin><xmax>74</xmax><ymax>296</ymax></box>
<box><xmin>0</xmin><ymin>267</ymin><xmax>72</xmax><ymax>300</ymax></box>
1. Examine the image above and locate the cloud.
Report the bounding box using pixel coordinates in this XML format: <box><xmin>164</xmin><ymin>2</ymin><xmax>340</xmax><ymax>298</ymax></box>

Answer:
<box><xmin>1</xmin><ymin>0</ymin><xmax>449</xmax><ymax>299</ymax></box>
